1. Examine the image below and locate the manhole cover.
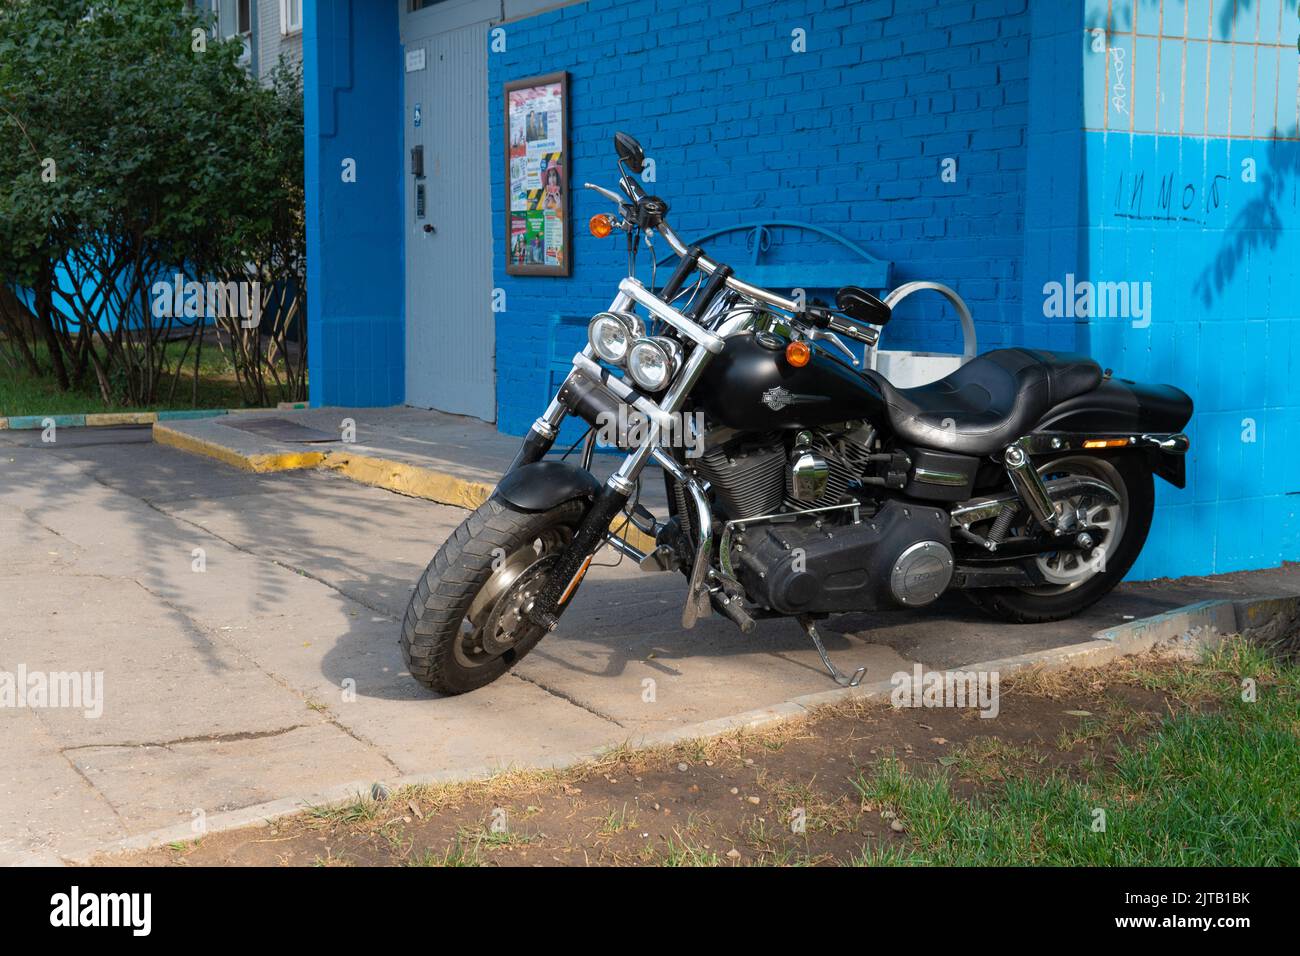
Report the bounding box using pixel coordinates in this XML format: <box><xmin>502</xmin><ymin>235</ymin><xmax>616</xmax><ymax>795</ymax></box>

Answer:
<box><xmin>220</xmin><ymin>418</ymin><xmax>339</xmax><ymax>443</ymax></box>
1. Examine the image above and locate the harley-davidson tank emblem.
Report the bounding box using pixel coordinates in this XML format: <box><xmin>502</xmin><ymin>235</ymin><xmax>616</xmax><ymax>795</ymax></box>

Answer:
<box><xmin>762</xmin><ymin>387</ymin><xmax>792</xmax><ymax>410</ymax></box>
<box><xmin>762</xmin><ymin>387</ymin><xmax>822</xmax><ymax>411</ymax></box>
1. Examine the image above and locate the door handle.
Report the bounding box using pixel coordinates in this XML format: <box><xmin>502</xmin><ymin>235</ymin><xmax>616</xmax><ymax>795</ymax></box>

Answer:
<box><xmin>423</xmin><ymin>224</ymin><xmax>436</xmax><ymax>234</ymax></box>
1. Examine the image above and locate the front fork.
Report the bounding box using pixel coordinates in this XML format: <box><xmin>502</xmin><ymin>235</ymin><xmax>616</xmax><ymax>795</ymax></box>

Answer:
<box><xmin>508</xmin><ymin>276</ymin><xmax>727</xmax><ymax>632</ymax></box>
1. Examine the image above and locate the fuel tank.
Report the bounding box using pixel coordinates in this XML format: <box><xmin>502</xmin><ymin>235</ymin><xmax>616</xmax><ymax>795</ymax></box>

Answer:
<box><xmin>695</xmin><ymin>331</ymin><xmax>888</xmax><ymax>431</ymax></box>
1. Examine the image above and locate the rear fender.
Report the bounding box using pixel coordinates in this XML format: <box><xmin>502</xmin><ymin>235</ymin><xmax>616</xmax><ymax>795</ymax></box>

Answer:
<box><xmin>1036</xmin><ymin>377</ymin><xmax>1192</xmax><ymax>434</ymax></box>
<box><xmin>1034</xmin><ymin>377</ymin><xmax>1192</xmax><ymax>488</ymax></box>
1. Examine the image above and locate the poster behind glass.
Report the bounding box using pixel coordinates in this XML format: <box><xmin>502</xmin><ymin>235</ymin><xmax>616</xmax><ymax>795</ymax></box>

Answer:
<box><xmin>505</xmin><ymin>72</ymin><xmax>570</xmax><ymax>276</ymax></box>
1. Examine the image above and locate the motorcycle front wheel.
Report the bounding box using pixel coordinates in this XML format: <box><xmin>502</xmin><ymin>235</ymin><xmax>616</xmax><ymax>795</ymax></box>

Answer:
<box><xmin>401</xmin><ymin>497</ymin><xmax>586</xmax><ymax>694</ymax></box>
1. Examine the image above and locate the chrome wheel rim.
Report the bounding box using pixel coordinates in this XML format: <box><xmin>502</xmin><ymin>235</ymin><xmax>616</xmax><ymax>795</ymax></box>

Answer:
<box><xmin>1022</xmin><ymin>457</ymin><xmax>1126</xmax><ymax>595</ymax></box>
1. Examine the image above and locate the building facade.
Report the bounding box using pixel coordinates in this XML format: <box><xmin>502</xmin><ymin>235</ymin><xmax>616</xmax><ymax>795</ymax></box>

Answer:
<box><xmin>197</xmin><ymin>0</ymin><xmax>303</xmax><ymax>79</ymax></box>
<box><xmin>303</xmin><ymin>0</ymin><xmax>1300</xmax><ymax>581</ymax></box>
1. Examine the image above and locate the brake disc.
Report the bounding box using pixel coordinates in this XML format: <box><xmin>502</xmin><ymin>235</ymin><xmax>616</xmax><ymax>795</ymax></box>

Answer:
<box><xmin>480</xmin><ymin>554</ymin><xmax>559</xmax><ymax>656</ymax></box>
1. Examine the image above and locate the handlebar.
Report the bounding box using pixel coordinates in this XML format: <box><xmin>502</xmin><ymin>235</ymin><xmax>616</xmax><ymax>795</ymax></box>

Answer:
<box><xmin>657</xmin><ymin>219</ymin><xmax>804</xmax><ymax>314</ymax></box>
<box><xmin>585</xmin><ymin>178</ymin><xmax>877</xmax><ymax>344</ymax></box>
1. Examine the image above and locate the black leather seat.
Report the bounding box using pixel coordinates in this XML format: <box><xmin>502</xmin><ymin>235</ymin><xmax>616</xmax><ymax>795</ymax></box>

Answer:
<box><xmin>861</xmin><ymin>348</ymin><xmax>1103</xmax><ymax>456</ymax></box>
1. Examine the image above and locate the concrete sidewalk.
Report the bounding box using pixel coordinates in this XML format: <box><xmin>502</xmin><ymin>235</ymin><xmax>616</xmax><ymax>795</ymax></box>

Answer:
<box><xmin>2</xmin><ymin>421</ymin><xmax>1297</xmax><ymax>864</ymax></box>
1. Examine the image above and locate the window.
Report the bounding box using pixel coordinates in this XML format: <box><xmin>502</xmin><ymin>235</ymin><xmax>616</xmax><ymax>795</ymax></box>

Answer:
<box><xmin>211</xmin><ymin>0</ymin><xmax>250</xmax><ymax>38</ymax></box>
<box><xmin>212</xmin><ymin>0</ymin><xmax>251</xmax><ymax>64</ymax></box>
<box><xmin>279</xmin><ymin>0</ymin><xmax>302</xmax><ymax>35</ymax></box>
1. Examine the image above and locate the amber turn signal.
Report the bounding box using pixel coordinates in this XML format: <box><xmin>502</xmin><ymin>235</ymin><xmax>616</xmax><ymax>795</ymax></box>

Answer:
<box><xmin>785</xmin><ymin>341</ymin><xmax>811</xmax><ymax>367</ymax></box>
<box><xmin>589</xmin><ymin>214</ymin><xmax>613</xmax><ymax>238</ymax></box>
<box><xmin>1082</xmin><ymin>438</ymin><xmax>1131</xmax><ymax>449</ymax></box>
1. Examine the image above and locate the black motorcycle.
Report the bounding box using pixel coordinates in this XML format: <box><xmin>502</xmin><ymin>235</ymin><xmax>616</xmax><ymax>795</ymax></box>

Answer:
<box><xmin>402</xmin><ymin>132</ymin><xmax>1192</xmax><ymax>694</ymax></box>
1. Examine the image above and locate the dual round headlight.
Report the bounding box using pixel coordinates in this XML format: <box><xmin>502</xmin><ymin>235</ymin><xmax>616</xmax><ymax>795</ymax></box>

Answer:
<box><xmin>627</xmin><ymin>336</ymin><xmax>682</xmax><ymax>392</ymax></box>
<box><xmin>587</xmin><ymin>311</ymin><xmax>643</xmax><ymax>365</ymax></box>
<box><xmin>587</xmin><ymin>312</ymin><xmax>682</xmax><ymax>392</ymax></box>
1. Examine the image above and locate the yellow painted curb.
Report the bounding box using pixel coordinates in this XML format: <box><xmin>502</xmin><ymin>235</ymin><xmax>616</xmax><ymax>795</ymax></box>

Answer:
<box><xmin>85</xmin><ymin>412</ymin><xmax>158</xmax><ymax>427</ymax></box>
<box><xmin>0</xmin><ymin>418</ymin><xmax>8</xmax><ymax>430</ymax></box>
<box><xmin>152</xmin><ymin>422</ymin><xmax>326</xmax><ymax>473</ymax></box>
<box><xmin>321</xmin><ymin>452</ymin><xmax>496</xmax><ymax>510</ymax></box>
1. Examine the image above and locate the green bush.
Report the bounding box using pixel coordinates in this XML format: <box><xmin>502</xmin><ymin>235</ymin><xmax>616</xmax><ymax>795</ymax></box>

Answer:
<box><xmin>0</xmin><ymin>0</ymin><xmax>305</xmax><ymax>408</ymax></box>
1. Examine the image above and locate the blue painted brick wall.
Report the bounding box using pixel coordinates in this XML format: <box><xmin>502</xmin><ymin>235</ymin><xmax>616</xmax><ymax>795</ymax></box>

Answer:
<box><xmin>489</xmin><ymin>0</ymin><xmax>1034</xmax><ymax>437</ymax></box>
<box><xmin>482</xmin><ymin>0</ymin><xmax>1300</xmax><ymax>581</ymax></box>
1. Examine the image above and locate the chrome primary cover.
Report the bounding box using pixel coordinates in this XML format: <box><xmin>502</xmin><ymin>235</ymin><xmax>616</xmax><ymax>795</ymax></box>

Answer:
<box><xmin>889</xmin><ymin>540</ymin><xmax>954</xmax><ymax>606</ymax></box>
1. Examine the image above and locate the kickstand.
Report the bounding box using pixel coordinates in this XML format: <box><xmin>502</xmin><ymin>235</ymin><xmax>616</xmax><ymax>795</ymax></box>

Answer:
<box><xmin>797</xmin><ymin>615</ymin><xmax>866</xmax><ymax>688</ymax></box>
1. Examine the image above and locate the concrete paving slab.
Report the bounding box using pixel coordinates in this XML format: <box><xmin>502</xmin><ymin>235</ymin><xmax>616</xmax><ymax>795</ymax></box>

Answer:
<box><xmin>66</xmin><ymin>723</ymin><xmax>394</xmax><ymax>835</ymax></box>
<box><xmin>0</xmin><ymin>708</ymin><xmax>125</xmax><ymax>865</ymax></box>
<box><xmin>0</xmin><ymin>573</ymin><xmax>315</xmax><ymax>747</ymax></box>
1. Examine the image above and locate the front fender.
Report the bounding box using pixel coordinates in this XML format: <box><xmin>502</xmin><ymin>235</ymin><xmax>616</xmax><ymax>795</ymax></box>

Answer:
<box><xmin>493</xmin><ymin>461</ymin><xmax>601</xmax><ymax>513</ymax></box>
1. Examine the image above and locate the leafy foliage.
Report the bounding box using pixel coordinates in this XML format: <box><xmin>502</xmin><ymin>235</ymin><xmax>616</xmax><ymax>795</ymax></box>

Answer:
<box><xmin>0</xmin><ymin>0</ymin><xmax>305</xmax><ymax>407</ymax></box>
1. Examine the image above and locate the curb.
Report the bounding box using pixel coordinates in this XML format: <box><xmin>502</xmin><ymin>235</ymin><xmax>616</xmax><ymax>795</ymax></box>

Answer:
<box><xmin>0</xmin><ymin>409</ymin><xmax>234</xmax><ymax>430</ymax></box>
<box><xmin>151</xmin><ymin>420</ymin><xmax>660</xmax><ymax>553</ymax></box>
<box><xmin>152</xmin><ymin>420</ymin><xmax>327</xmax><ymax>473</ymax></box>
<box><xmin>321</xmin><ymin>450</ymin><xmax>495</xmax><ymax>510</ymax></box>
<box><xmin>69</xmin><ymin>591</ymin><xmax>1297</xmax><ymax>865</ymax></box>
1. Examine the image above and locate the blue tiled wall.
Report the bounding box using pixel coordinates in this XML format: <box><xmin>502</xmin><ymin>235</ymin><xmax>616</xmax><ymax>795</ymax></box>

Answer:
<box><xmin>489</xmin><ymin>0</ymin><xmax>1035</xmax><ymax>437</ymax></box>
<box><xmin>1067</xmin><ymin>0</ymin><xmax>1300</xmax><ymax>577</ymax></box>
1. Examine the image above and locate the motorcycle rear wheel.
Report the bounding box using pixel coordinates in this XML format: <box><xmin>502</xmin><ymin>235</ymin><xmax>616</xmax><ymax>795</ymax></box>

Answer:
<box><xmin>965</xmin><ymin>453</ymin><xmax>1154</xmax><ymax>624</ymax></box>
<box><xmin>402</xmin><ymin>497</ymin><xmax>586</xmax><ymax>694</ymax></box>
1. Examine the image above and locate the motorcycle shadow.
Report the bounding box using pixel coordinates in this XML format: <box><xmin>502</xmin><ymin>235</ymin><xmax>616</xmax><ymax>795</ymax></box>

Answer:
<box><xmin>508</xmin><ymin>572</ymin><xmax>990</xmax><ymax>684</ymax></box>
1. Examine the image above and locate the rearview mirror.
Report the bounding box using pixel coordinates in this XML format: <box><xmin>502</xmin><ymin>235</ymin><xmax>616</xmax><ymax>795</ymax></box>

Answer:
<box><xmin>836</xmin><ymin>286</ymin><xmax>892</xmax><ymax>326</ymax></box>
<box><xmin>614</xmin><ymin>131</ymin><xmax>645</xmax><ymax>174</ymax></box>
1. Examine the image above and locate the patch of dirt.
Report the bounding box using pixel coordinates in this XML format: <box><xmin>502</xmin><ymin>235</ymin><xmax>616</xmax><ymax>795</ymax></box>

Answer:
<box><xmin>98</xmin><ymin>656</ymin><xmax>1207</xmax><ymax>867</ymax></box>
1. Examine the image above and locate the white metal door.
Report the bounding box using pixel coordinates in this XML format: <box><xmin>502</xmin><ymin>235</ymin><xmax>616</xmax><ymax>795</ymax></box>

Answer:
<box><xmin>403</xmin><ymin>11</ymin><xmax>494</xmax><ymax>420</ymax></box>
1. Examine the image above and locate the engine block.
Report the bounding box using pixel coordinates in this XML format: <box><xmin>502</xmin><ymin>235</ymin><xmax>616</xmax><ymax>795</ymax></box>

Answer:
<box><xmin>731</xmin><ymin>501</ymin><xmax>953</xmax><ymax>614</ymax></box>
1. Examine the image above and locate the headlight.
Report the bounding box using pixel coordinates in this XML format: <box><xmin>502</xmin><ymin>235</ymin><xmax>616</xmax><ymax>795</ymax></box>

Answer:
<box><xmin>588</xmin><ymin>311</ymin><xmax>642</xmax><ymax>365</ymax></box>
<box><xmin>627</xmin><ymin>336</ymin><xmax>682</xmax><ymax>392</ymax></box>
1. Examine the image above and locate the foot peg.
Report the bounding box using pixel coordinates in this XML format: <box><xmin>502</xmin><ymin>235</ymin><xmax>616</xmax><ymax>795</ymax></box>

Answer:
<box><xmin>797</xmin><ymin>615</ymin><xmax>866</xmax><ymax>688</ymax></box>
<box><xmin>627</xmin><ymin>502</ymin><xmax>658</xmax><ymax>536</ymax></box>
<box><xmin>712</xmin><ymin>590</ymin><xmax>756</xmax><ymax>634</ymax></box>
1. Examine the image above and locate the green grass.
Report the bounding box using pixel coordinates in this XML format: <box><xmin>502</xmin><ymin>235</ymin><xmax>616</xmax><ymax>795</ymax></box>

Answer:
<box><xmin>0</xmin><ymin>340</ymin><xmax>269</xmax><ymax>417</ymax></box>
<box><xmin>851</xmin><ymin>640</ymin><xmax>1300</xmax><ymax>866</ymax></box>
<box><xmin>303</xmin><ymin>796</ymin><xmax>382</xmax><ymax>827</ymax></box>
<box><xmin>406</xmin><ymin>839</ymin><xmax>483</xmax><ymax>867</ymax></box>
<box><xmin>659</xmin><ymin>832</ymin><xmax>724</xmax><ymax>867</ymax></box>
